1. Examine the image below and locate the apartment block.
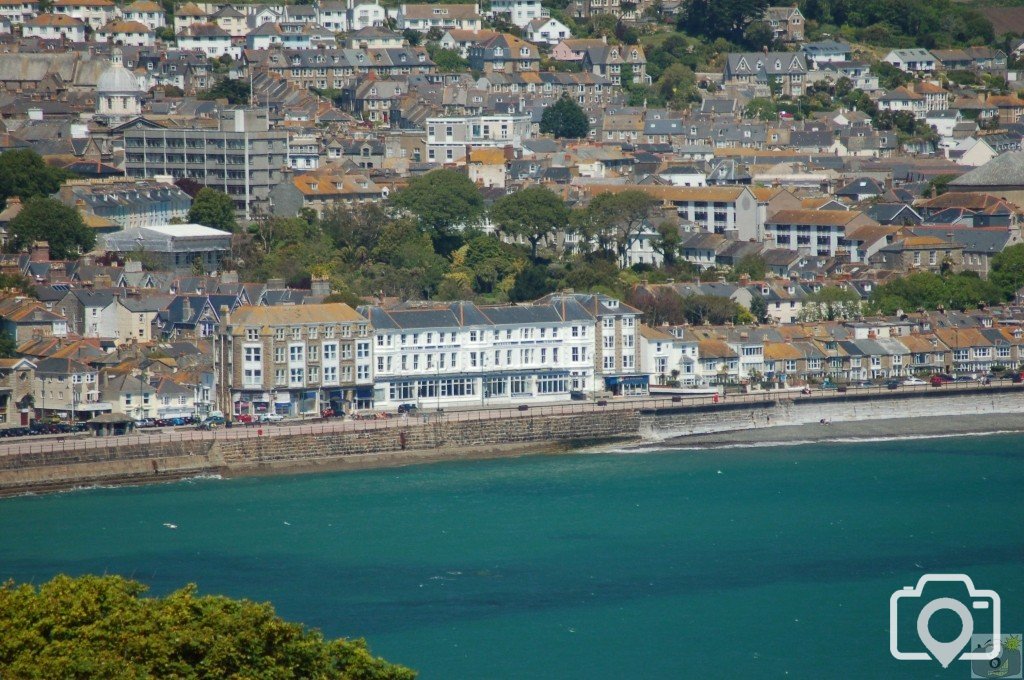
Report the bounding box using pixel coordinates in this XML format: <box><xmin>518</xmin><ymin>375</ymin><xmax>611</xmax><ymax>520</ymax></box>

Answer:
<box><xmin>122</xmin><ymin>109</ymin><xmax>288</xmax><ymax>218</ymax></box>
<box><xmin>425</xmin><ymin>114</ymin><xmax>532</xmax><ymax>163</ymax></box>
<box><xmin>216</xmin><ymin>303</ymin><xmax>374</xmax><ymax>419</ymax></box>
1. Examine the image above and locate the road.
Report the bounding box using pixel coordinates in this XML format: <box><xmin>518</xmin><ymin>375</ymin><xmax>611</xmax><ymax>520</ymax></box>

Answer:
<box><xmin>0</xmin><ymin>380</ymin><xmax>1017</xmax><ymax>458</ymax></box>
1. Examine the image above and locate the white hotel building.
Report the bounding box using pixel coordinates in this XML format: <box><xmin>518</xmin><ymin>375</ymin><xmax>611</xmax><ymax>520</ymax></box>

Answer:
<box><xmin>361</xmin><ymin>300</ymin><xmax>597</xmax><ymax>409</ymax></box>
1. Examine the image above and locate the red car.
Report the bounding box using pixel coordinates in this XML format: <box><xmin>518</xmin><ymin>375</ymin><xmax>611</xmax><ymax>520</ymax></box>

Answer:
<box><xmin>235</xmin><ymin>414</ymin><xmax>255</xmax><ymax>424</ymax></box>
<box><xmin>930</xmin><ymin>374</ymin><xmax>952</xmax><ymax>387</ymax></box>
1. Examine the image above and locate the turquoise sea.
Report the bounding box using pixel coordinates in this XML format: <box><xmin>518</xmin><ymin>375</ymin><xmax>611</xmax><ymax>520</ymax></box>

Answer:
<box><xmin>1</xmin><ymin>434</ymin><xmax>1023</xmax><ymax>679</ymax></box>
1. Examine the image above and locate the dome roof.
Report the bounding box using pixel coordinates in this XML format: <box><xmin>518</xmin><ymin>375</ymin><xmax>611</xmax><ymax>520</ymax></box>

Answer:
<box><xmin>97</xmin><ymin>64</ymin><xmax>142</xmax><ymax>95</ymax></box>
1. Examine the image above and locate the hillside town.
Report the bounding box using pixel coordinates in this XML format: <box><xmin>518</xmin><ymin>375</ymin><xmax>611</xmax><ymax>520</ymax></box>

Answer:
<box><xmin>1</xmin><ymin>0</ymin><xmax>1024</xmax><ymax>432</ymax></box>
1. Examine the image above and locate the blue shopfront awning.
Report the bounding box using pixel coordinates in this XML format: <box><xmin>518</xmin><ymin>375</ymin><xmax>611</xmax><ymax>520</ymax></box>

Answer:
<box><xmin>604</xmin><ymin>375</ymin><xmax>649</xmax><ymax>388</ymax></box>
<box><xmin>355</xmin><ymin>386</ymin><xmax>374</xmax><ymax>399</ymax></box>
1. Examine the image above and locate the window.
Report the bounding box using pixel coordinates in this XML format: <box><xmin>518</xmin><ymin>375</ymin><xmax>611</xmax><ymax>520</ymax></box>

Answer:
<box><xmin>357</xmin><ymin>365</ymin><xmax>369</xmax><ymax>380</ymax></box>
<box><xmin>308</xmin><ymin>366</ymin><xmax>319</xmax><ymax>383</ymax></box>
<box><xmin>603</xmin><ymin>336</ymin><xmax>614</xmax><ymax>349</ymax></box>
<box><xmin>244</xmin><ymin>346</ymin><xmax>261</xmax><ymax>363</ymax></box>
<box><xmin>356</xmin><ymin>342</ymin><xmax>370</xmax><ymax>358</ymax></box>
<box><xmin>323</xmin><ymin>343</ymin><xmax>337</xmax><ymax>361</ymax></box>
<box><xmin>246</xmin><ymin>328</ymin><xmax>259</xmax><ymax>340</ymax></box>
<box><xmin>324</xmin><ymin>366</ymin><xmax>337</xmax><ymax>383</ymax></box>
<box><xmin>289</xmin><ymin>345</ymin><xmax>304</xmax><ymax>362</ymax></box>
<box><xmin>274</xmin><ymin>347</ymin><xmax>286</xmax><ymax>363</ymax></box>
<box><xmin>603</xmin><ymin>317</ymin><xmax>614</xmax><ymax>329</ymax></box>
<box><xmin>324</xmin><ymin>326</ymin><xmax>335</xmax><ymax>339</ymax></box>
<box><xmin>308</xmin><ymin>326</ymin><xmax>319</xmax><ymax>340</ymax></box>
<box><xmin>603</xmin><ymin>356</ymin><xmax>615</xmax><ymax>369</ymax></box>
<box><xmin>622</xmin><ymin>355</ymin><xmax>634</xmax><ymax>369</ymax></box>
<box><xmin>275</xmin><ymin>368</ymin><xmax>286</xmax><ymax>385</ymax></box>
<box><xmin>308</xmin><ymin>345</ymin><xmax>319</xmax><ymax>361</ymax></box>
<box><xmin>289</xmin><ymin>367</ymin><xmax>305</xmax><ymax>385</ymax></box>
<box><xmin>275</xmin><ymin>328</ymin><xmax>285</xmax><ymax>341</ymax></box>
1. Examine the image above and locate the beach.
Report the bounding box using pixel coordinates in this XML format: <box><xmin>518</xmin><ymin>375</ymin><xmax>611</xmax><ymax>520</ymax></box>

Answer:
<box><xmin>650</xmin><ymin>412</ymin><xmax>1024</xmax><ymax>449</ymax></box>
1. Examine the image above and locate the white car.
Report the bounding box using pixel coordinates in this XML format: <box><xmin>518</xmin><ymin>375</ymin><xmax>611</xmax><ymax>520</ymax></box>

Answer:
<box><xmin>258</xmin><ymin>413</ymin><xmax>285</xmax><ymax>423</ymax></box>
<box><xmin>902</xmin><ymin>377</ymin><xmax>927</xmax><ymax>386</ymax></box>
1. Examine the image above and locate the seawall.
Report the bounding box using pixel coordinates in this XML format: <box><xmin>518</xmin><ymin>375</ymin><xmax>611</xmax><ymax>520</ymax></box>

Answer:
<box><xmin>2</xmin><ymin>388</ymin><xmax>1024</xmax><ymax>496</ymax></box>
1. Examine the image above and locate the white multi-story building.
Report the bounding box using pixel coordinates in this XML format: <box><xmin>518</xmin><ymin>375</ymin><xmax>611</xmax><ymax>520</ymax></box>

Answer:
<box><xmin>425</xmin><ymin>114</ymin><xmax>532</xmax><ymax>164</ymax></box>
<box><xmin>489</xmin><ymin>0</ymin><xmax>543</xmax><ymax>28</ymax></box>
<box><xmin>0</xmin><ymin>0</ymin><xmax>38</xmax><ymax>26</ymax></box>
<box><xmin>639</xmin><ymin>325</ymin><xmax>699</xmax><ymax>386</ymax></box>
<box><xmin>362</xmin><ymin>300</ymin><xmax>598</xmax><ymax>409</ymax></box>
<box><xmin>581</xmin><ymin>184</ymin><xmax>762</xmax><ymax>241</ymax></box>
<box><xmin>51</xmin><ymin>0</ymin><xmax>116</xmax><ymax>30</ymax></box>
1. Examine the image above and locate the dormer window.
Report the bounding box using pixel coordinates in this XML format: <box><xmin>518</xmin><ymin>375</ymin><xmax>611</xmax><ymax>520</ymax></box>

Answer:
<box><xmin>520</xmin><ymin>47</ymin><xmax>529</xmax><ymax>56</ymax></box>
<box><xmin>309</xmin><ymin>182</ymin><xmax>318</xmax><ymax>190</ymax></box>
<box><xmin>631</xmin><ymin>50</ymin><xmax>638</xmax><ymax>59</ymax></box>
<box><xmin>775</xmin><ymin>59</ymin><xmax>782</xmax><ymax>69</ymax></box>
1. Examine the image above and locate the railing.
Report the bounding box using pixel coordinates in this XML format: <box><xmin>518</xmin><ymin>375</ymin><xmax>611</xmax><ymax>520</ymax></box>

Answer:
<box><xmin>0</xmin><ymin>379</ymin><xmax>1018</xmax><ymax>459</ymax></box>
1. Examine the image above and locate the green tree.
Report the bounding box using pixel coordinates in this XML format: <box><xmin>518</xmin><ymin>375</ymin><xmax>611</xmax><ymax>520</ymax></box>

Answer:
<box><xmin>7</xmin><ymin>196</ymin><xmax>95</xmax><ymax>259</ymax></box>
<box><xmin>652</xmin><ymin>222</ymin><xmax>682</xmax><ymax>266</ymax></box>
<box><xmin>391</xmin><ymin>169</ymin><xmax>483</xmax><ymax>254</ymax></box>
<box><xmin>728</xmin><ymin>254</ymin><xmax>767</xmax><ymax>281</ymax></box>
<box><xmin>681</xmin><ymin>294</ymin><xmax>745</xmax><ymax>325</ymax></box>
<box><xmin>490</xmin><ymin>186</ymin><xmax>570</xmax><ymax>259</ymax></box>
<box><xmin>0</xmin><ymin>574</ymin><xmax>414</xmax><ymax>679</ymax></box>
<box><xmin>539</xmin><ymin>94</ymin><xmax>590</xmax><ymax>139</ymax></box>
<box><xmin>198</xmin><ymin>76</ymin><xmax>250</xmax><ymax>104</ymax></box>
<box><xmin>0</xmin><ymin>330</ymin><xmax>16</xmax><ymax>358</ymax></box>
<box><xmin>749</xmin><ymin>293</ymin><xmax>769</xmax><ymax>324</ymax></box>
<box><xmin>743</xmin><ymin>97</ymin><xmax>780</xmax><ymax>121</ymax></box>
<box><xmin>0</xmin><ymin>149</ymin><xmax>70</xmax><ymax>206</ymax></box>
<box><xmin>681</xmin><ymin>0</ymin><xmax>769</xmax><ymax>43</ymax></box>
<box><xmin>509</xmin><ymin>264</ymin><xmax>554</xmax><ymax>302</ymax></box>
<box><xmin>427</xmin><ymin>46</ymin><xmax>469</xmax><ymax>72</ymax></box>
<box><xmin>799</xmin><ymin>285</ymin><xmax>862</xmax><ymax>321</ymax></box>
<box><xmin>583</xmin><ymin>191</ymin><xmax>655</xmax><ymax>266</ymax></box>
<box><xmin>989</xmin><ymin>243</ymin><xmax>1024</xmax><ymax>300</ymax></box>
<box><xmin>656</xmin><ymin>64</ymin><xmax>698</xmax><ymax>108</ymax></box>
<box><xmin>188</xmin><ymin>187</ymin><xmax>238</xmax><ymax>232</ymax></box>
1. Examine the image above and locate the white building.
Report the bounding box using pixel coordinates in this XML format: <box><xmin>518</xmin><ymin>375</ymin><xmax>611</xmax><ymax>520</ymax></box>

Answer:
<box><xmin>95</xmin><ymin>20</ymin><xmax>156</xmax><ymax>48</ymax></box>
<box><xmin>425</xmin><ymin>114</ymin><xmax>532</xmax><ymax>164</ymax></box>
<box><xmin>121</xmin><ymin>0</ymin><xmax>164</xmax><ymax>30</ymax></box>
<box><xmin>362</xmin><ymin>300</ymin><xmax>598</xmax><ymax>409</ymax></box>
<box><xmin>883</xmin><ymin>48</ymin><xmax>936</xmax><ymax>73</ymax></box>
<box><xmin>524</xmin><ymin>16</ymin><xmax>570</xmax><ymax>46</ymax></box>
<box><xmin>0</xmin><ymin>0</ymin><xmax>38</xmax><ymax>25</ymax></box>
<box><xmin>349</xmin><ymin>2</ymin><xmax>387</xmax><ymax>31</ymax></box>
<box><xmin>176</xmin><ymin>22</ymin><xmax>239</xmax><ymax>60</ymax></box>
<box><xmin>640</xmin><ymin>325</ymin><xmax>699</xmax><ymax>386</ymax></box>
<box><xmin>318</xmin><ymin>1</ymin><xmax>347</xmax><ymax>31</ymax></box>
<box><xmin>51</xmin><ymin>0</ymin><xmax>116</xmax><ymax>30</ymax></box>
<box><xmin>22</xmin><ymin>13</ymin><xmax>86</xmax><ymax>41</ymax></box>
<box><xmin>101</xmin><ymin>224</ymin><xmax>233</xmax><ymax>273</ymax></box>
<box><xmin>489</xmin><ymin>0</ymin><xmax>543</xmax><ymax>28</ymax></box>
<box><xmin>287</xmin><ymin>134</ymin><xmax>320</xmax><ymax>170</ymax></box>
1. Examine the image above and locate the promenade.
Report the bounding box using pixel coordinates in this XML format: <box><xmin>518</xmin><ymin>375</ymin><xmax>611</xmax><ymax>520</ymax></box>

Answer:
<box><xmin>0</xmin><ymin>379</ymin><xmax>1016</xmax><ymax>460</ymax></box>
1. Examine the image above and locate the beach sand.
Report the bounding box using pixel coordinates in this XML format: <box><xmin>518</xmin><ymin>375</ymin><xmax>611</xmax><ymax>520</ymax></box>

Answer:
<box><xmin>649</xmin><ymin>413</ymin><xmax>1024</xmax><ymax>449</ymax></box>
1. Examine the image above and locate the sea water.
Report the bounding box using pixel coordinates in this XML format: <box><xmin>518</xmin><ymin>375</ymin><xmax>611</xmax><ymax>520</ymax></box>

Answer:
<box><xmin>1</xmin><ymin>434</ymin><xmax>1022</xmax><ymax>679</ymax></box>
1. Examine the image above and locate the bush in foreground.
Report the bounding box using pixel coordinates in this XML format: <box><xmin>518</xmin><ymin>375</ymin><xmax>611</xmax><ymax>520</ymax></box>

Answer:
<box><xmin>0</xmin><ymin>574</ymin><xmax>415</xmax><ymax>679</ymax></box>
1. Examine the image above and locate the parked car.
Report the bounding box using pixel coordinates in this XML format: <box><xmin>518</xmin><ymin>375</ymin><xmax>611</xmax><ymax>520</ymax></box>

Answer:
<box><xmin>851</xmin><ymin>380</ymin><xmax>874</xmax><ymax>388</ymax></box>
<box><xmin>953</xmin><ymin>375</ymin><xmax>975</xmax><ymax>383</ymax></box>
<box><xmin>397</xmin><ymin>403</ymin><xmax>418</xmax><ymax>415</ymax></box>
<box><xmin>903</xmin><ymin>377</ymin><xmax>927</xmax><ymax>386</ymax></box>
<box><xmin>885</xmin><ymin>379</ymin><xmax>901</xmax><ymax>390</ymax></box>
<box><xmin>931</xmin><ymin>374</ymin><xmax>954</xmax><ymax>384</ymax></box>
<box><xmin>203</xmin><ymin>415</ymin><xmax>226</xmax><ymax>426</ymax></box>
<box><xmin>258</xmin><ymin>413</ymin><xmax>284</xmax><ymax>423</ymax></box>
<box><xmin>235</xmin><ymin>414</ymin><xmax>255</xmax><ymax>424</ymax></box>
<box><xmin>569</xmin><ymin>391</ymin><xmax>587</xmax><ymax>401</ymax></box>
<box><xmin>1013</xmin><ymin>372</ymin><xmax>1024</xmax><ymax>384</ymax></box>
<box><xmin>929</xmin><ymin>375</ymin><xmax>947</xmax><ymax>387</ymax></box>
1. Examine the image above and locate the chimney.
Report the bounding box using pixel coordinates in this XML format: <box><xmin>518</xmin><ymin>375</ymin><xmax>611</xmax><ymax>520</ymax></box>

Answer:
<box><xmin>311</xmin><ymin>275</ymin><xmax>331</xmax><ymax>297</ymax></box>
<box><xmin>29</xmin><ymin>241</ymin><xmax>49</xmax><ymax>262</ymax></box>
<box><xmin>182</xmin><ymin>297</ymin><xmax>192</xmax><ymax>320</ymax></box>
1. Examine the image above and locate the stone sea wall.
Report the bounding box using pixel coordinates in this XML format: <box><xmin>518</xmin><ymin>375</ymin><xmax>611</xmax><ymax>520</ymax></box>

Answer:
<box><xmin>2</xmin><ymin>388</ymin><xmax>1024</xmax><ymax>496</ymax></box>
